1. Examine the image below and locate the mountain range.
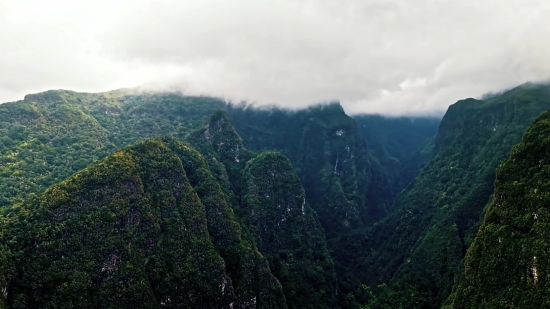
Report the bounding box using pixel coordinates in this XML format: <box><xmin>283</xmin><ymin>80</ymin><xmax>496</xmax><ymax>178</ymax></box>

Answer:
<box><xmin>1</xmin><ymin>82</ymin><xmax>550</xmax><ymax>308</ymax></box>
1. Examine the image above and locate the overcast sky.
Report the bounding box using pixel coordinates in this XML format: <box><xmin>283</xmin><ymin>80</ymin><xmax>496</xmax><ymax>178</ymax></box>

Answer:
<box><xmin>1</xmin><ymin>0</ymin><xmax>550</xmax><ymax>115</ymax></box>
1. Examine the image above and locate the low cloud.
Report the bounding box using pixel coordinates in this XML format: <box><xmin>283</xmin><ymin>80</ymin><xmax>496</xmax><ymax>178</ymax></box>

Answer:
<box><xmin>1</xmin><ymin>0</ymin><xmax>550</xmax><ymax>115</ymax></box>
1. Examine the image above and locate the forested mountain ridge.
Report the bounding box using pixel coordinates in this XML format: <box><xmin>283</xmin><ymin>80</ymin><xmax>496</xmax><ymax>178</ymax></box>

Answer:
<box><xmin>0</xmin><ymin>112</ymin><xmax>339</xmax><ymax>308</ymax></box>
<box><xmin>0</xmin><ymin>88</ymin><xmax>433</xmax><ymax>308</ymax></box>
<box><xmin>226</xmin><ymin>103</ymin><xmax>395</xmax><ymax>228</ymax></box>
<box><xmin>443</xmin><ymin>102</ymin><xmax>550</xmax><ymax>308</ymax></box>
<box><xmin>2</xmin><ymin>82</ymin><xmax>549</xmax><ymax>308</ymax></box>
<box><xmin>225</xmin><ymin>104</ymin><xmax>395</xmax><ymax>305</ymax></box>
<box><xmin>354</xmin><ymin>115</ymin><xmax>440</xmax><ymax>196</ymax></box>
<box><xmin>0</xmin><ymin>89</ymin><xmax>224</xmax><ymax>207</ymax></box>
<box><xmin>363</xmin><ymin>82</ymin><xmax>550</xmax><ymax>308</ymax></box>
<box><xmin>187</xmin><ymin>112</ymin><xmax>339</xmax><ymax>308</ymax></box>
<box><xmin>0</xmin><ymin>138</ymin><xmax>287</xmax><ymax>308</ymax></box>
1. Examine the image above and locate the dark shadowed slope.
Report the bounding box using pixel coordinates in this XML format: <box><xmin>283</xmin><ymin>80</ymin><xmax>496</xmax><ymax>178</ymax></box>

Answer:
<box><xmin>187</xmin><ymin>112</ymin><xmax>339</xmax><ymax>309</ymax></box>
<box><xmin>354</xmin><ymin>115</ymin><xmax>440</xmax><ymax>195</ymax></box>
<box><xmin>225</xmin><ymin>103</ymin><xmax>393</xmax><ymax>306</ymax></box>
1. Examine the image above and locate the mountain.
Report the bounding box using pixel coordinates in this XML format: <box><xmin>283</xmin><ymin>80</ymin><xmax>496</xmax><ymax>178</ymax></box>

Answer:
<box><xmin>187</xmin><ymin>112</ymin><xmax>339</xmax><ymax>309</ymax></box>
<box><xmin>225</xmin><ymin>103</ymin><xmax>395</xmax><ymax>305</ymax></box>
<box><xmin>361</xmin><ymin>82</ymin><xmax>550</xmax><ymax>309</ymax></box>
<box><xmin>0</xmin><ymin>89</ymin><xmax>225</xmax><ymax>207</ymax></box>
<box><xmin>354</xmin><ymin>115</ymin><xmax>440</xmax><ymax>195</ymax></box>
<box><xmin>3</xmin><ymin>83</ymin><xmax>549</xmax><ymax>308</ymax></box>
<box><xmin>443</xmin><ymin>101</ymin><xmax>550</xmax><ymax>308</ymax></box>
<box><xmin>0</xmin><ymin>138</ymin><xmax>287</xmax><ymax>308</ymax></box>
<box><xmin>0</xmin><ymin>90</ymin><xmax>397</xmax><ymax>308</ymax></box>
<box><xmin>226</xmin><ymin>103</ymin><xmax>394</xmax><ymax>222</ymax></box>
<box><xmin>0</xmin><ymin>111</ymin><xmax>339</xmax><ymax>308</ymax></box>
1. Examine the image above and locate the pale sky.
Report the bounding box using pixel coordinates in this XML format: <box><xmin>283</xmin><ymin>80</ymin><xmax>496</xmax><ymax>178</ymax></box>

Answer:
<box><xmin>1</xmin><ymin>0</ymin><xmax>550</xmax><ymax>115</ymax></box>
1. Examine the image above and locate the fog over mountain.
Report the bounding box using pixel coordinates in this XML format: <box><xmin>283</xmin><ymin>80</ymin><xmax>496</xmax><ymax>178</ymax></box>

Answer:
<box><xmin>1</xmin><ymin>0</ymin><xmax>550</xmax><ymax>115</ymax></box>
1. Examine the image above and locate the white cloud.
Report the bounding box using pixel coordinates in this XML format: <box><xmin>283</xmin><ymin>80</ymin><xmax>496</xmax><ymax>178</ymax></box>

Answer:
<box><xmin>1</xmin><ymin>0</ymin><xmax>550</xmax><ymax>115</ymax></box>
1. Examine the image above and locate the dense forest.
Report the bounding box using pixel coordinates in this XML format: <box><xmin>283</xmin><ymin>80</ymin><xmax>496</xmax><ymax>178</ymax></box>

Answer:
<box><xmin>0</xmin><ymin>113</ymin><xmax>338</xmax><ymax>308</ymax></box>
<box><xmin>363</xmin><ymin>82</ymin><xmax>550</xmax><ymax>309</ymax></box>
<box><xmin>225</xmin><ymin>104</ymin><xmax>439</xmax><ymax>305</ymax></box>
<box><xmin>1</xmin><ymin>82</ymin><xmax>550</xmax><ymax>308</ymax></box>
<box><xmin>0</xmin><ymin>89</ymin><xmax>225</xmax><ymax>207</ymax></box>
<box><xmin>444</xmin><ymin>100</ymin><xmax>550</xmax><ymax>308</ymax></box>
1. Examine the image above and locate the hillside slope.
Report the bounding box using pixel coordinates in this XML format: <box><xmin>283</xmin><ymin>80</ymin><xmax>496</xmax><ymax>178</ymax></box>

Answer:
<box><xmin>0</xmin><ymin>138</ymin><xmax>287</xmax><ymax>308</ymax></box>
<box><xmin>443</xmin><ymin>107</ymin><xmax>550</xmax><ymax>308</ymax></box>
<box><xmin>354</xmin><ymin>115</ymin><xmax>440</xmax><ymax>195</ymax></box>
<box><xmin>0</xmin><ymin>90</ymin><xmax>225</xmax><ymax>207</ymax></box>
<box><xmin>187</xmin><ymin>112</ymin><xmax>339</xmax><ymax>309</ymax></box>
<box><xmin>364</xmin><ymin>83</ymin><xmax>550</xmax><ymax>309</ymax></box>
<box><xmin>0</xmin><ymin>112</ymin><xmax>339</xmax><ymax>308</ymax></box>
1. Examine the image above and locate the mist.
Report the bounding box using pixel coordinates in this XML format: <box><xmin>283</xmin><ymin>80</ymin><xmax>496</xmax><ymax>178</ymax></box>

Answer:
<box><xmin>1</xmin><ymin>0</ymin><xmax>550</xmax><ymax>115</ymax></box>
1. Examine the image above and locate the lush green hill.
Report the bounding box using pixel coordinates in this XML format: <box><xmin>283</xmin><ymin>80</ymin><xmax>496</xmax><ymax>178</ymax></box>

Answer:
<box><xmin>354</xmin><ymin>115</ymin><xmax>440</xmax><ymax>195</ymax></box>
<box><xmin>225</xmin><ymin>103</ymin><xmax>395</xmax><ymax>306</ymax></box>
<box><xmin>443</xmin><ymin>104</ymin><xmax>550</xmax><ymax>308</ymax></box>
<box><xmin>361</xmin><ymin>82</ymin><xmax>550</xmax><ymax>309</ymax></box>
<box><xmin>0</xmin><ymin>89</ymin><xmax>225</xmax><ymax>207</ymax></box>
<box><xmin>0</xmin><ymin>111</ymin><xmax>339</xmax><ymax>308</ymax></box>
<box><xmin>187</xmin><ymin>112</ymin><xmax>339</xmax><ymax>309</ymax></box>
<box><xmin>0</xmin><ymin>138</ymin><xmax>287</xmax><ymax>308</ymax></box>
<box><xmin>4</xmin><ymin>83</ymin><xmax>548</xmax><ymax>309</ymax></box>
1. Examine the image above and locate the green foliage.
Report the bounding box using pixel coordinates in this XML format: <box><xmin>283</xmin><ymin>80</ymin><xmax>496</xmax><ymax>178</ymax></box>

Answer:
<box><xmin>0</xmin><ymin>90</ymin><xmax>225</xmax><ymax>207</ymax></box>
<box><xmin>444</xmin><ymin>108</ymin><xmax>550</xmax><ymax>308</ymax></box>
<box><xmin>0</xmin><ymin>138</ymin><xmax>288</xmax><ymax>308</ymax></box>
<box><xmin>363</xmin><ymin>82</ymin><xmax>550</xmax><ymax>309</ymax></box>
<box><xmin>243</xmin><ymin>152</ymin><xmax>338</xmax><ymax>309</ymax></box>
<box><xmin>162</xmin><ymin>138</ymin><xmax>288</xmax><ymax>308</ymax></box>
<box><xmin>225</xmin><ymin>103</ymin><xmax>394</xmax><ymax>307</ymax></box>
<box><xmin>354</xmin><ymin>115</ymin><xmax>440</xmax><ymax>195</ymax></box>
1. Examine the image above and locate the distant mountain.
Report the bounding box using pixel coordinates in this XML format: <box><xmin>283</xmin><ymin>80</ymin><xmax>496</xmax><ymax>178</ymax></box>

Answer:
<box><xmin>225</xmin><ymin>103</ymin><xmax>397</xmax><ymax>305</ymax></box>
<box><xmin>362</xmin><ymin>82</ymin><xmax>550</xmax><ymax>309</ymax></box>
<box><xmin>0</xmin><ymin>90</ymin><xmax>225</xmax><ymax>207</ymax></box>
<box><xmin>3</xmin><ymin>83</ymin><xmax>549</xmax><ymax>309</ymax></box>
<box><xmin>354</xmin><ymin>115</ymin><xmax>440</xmax><ymax>196</ymax></box>
<box><xmin>443</xmin><ymin>102</ymin><xmax>550</xmax><ymax>308</ymax></box>
<box><xmin>0</xmin><ymin>112</ymin><xmax>338</xmax><ymax>308</ymax></box>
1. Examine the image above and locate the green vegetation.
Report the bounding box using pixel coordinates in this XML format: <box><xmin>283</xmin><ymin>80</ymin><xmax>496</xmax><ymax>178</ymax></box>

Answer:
<box><xmin>1</xmin><ymin>82</ymin><xmax>550</xmax><ymax>308</ymax></box>
<box><xmin>444</xmin><ymin>108</ymin><xmax>550</xmax><ymax>308</ymax></box>
<box><xmin>243</xmin><ymin>152</ymin><xmax>338</xmax><ymax>308</ymax></box>
<box><xmin>1</xmin><ymin>139</ymin><xmax>238</xmax><ymax>307</ymax></box>
<box><xmin>226</xmin><ymin>103</ymin><xmax>394</xmax><ymax>306</ymax></box>
<box><xmin>362</xmin><ymin>82</ymin><xmax>550</xmax><ymax>308</ymax></box>
<box><xmin>0</xmin><ymin>89</ymin><xmax>224</xmax><ymax>207</ymax></box>
<box><xmin>187</xmin><ymin>112</ymin><xmax>339</xmax><ymax>308</ymax></box>
<box><xmin>0</xmin><ymin>108</ymin><xmax>341</xmax><ymax>308</ymax></box>
<box><xmin>354</xmin><ymin>115</ymin><xmax>440</xmax><ymax>195</ymax></box>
